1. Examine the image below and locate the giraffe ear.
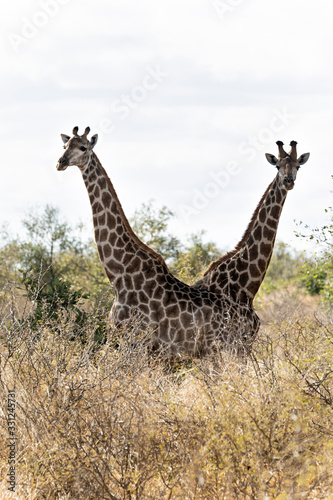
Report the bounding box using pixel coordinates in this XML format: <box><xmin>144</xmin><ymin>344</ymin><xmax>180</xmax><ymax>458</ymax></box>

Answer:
<box><xmin>89</xmin><ymin>134</ymin><xmax>98</xmax><ymax>149</ymax></box>
<box><xmin>265</xmin><ymin>153</ymin><xmax>278</xmax><ymax>166</ymax></box>
<box><xmin>298</xmin><ymin>153</ymin><xmax>310</xmax><ymax>165</ymax></box>
<box><xmin>61</xmin><ymin>134</ymin><xmax>70</xmax><ymax>144</ymax></box>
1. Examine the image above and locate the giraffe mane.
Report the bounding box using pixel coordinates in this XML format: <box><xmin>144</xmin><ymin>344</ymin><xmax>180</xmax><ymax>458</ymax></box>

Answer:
<box><xmin>93</xmin><ymin>153</ymin><xmax>169</xmax><ymax>271</ymax></box>
<box><xmin>203</xmin><ymin>180</ymin><xmax>274</xmax><ymax>276</ymax></box>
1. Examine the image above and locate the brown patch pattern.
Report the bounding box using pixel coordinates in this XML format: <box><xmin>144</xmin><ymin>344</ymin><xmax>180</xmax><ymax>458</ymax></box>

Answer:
<box><xmin>194</xmin><ymin>176</ymin><xmax>288</xmax><ymax>303</ymax></box>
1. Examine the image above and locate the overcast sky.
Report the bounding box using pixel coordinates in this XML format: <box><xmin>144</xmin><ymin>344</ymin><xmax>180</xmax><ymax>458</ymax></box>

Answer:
<box><xmin>1</xmin><ymin>0</ymin><xmax>332</xmax><ymax>254</ymax></box>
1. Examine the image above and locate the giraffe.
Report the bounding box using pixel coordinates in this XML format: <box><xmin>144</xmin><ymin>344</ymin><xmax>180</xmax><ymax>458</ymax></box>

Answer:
<box><xmin>193</xmin><ymin>141</ymin><xmax>310</xmax><ymax>307</ymax></box>
<box><xmin>56</xmin><ymin>126</ymin><xmax>261</xmax><ymax>357</ymax></box>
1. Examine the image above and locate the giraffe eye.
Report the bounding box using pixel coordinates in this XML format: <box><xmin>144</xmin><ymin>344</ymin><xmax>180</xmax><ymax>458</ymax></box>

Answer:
<box><xmin>80</xmin><ymin>146</ymin><xmax>87</xmax><ymax>152</ymax></box>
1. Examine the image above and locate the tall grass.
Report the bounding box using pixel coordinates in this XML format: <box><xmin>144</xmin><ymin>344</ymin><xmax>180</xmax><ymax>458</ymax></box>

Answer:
<box><xmin>0</xmin><ymin>286</ymin><xmax>333</xmax><ymax>499</ymax></box>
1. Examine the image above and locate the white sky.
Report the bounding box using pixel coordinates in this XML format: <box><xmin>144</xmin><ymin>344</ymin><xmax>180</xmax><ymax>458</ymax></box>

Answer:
<box><xmin>1</xmin><ymin>0</ymin><xmax>333</xmax><ymax>253</ymax></box>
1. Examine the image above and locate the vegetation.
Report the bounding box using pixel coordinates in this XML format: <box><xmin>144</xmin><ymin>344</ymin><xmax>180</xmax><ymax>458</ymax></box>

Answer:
<box><xmin>0</xmin><ymin>287</ymin><xmax>332</xmax><ymax>498</ymax></box>
<box><xmin>0</xmin><ymin>202</ymin><xmax>333</xmax><ymax>498</ymax></box>
<box><xmin>295</xmin><ymin>205</ymin><xmax>333</xmax><ymax>305</ymax></box>
<box><xmin>130</xmin><ymin>201</ymin><xmax>222</xmax><ymax>283</ymax></box>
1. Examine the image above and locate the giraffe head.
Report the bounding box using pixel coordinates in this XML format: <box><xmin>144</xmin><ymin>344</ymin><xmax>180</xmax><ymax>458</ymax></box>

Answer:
<box><xmin>56</xmin><ymin>126</ymin><xmax>98</xmax><ymax>171</ymax></box>
<box><xmin>265</xmin><ymin>141</ymin><xmax>310</xmax><ymax>190</ymax></box>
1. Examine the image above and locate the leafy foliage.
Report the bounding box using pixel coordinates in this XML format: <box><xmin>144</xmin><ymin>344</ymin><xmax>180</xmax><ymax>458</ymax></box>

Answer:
<box><xmin>18</xmin><ymin>267</ymin><xmax>107</xmax><ymax>343</ymax></box>
<box><xmin>257</xmin><ymin>241</ymin><xmax>305</xmax><ymax>296</ymax></box>
<box><xmin>19</xmin><ymin>267</ymin><xmax>87</xmax><ymax>329</ymax></box>
<box><xmin>132</xmin><ymin>200</ymin><xmax>222</xmax><ymax>283</ymax></box>
<box><xmin>0</xmin><ymin>205</ymin><xmax>113</xmax><ymax>308</ymax></box>
<box><xmin>301</xmin><ymin>262</ymin><xmax>327</xmax><ymax>296</ymax></box>
<box><xmin>19</xmin><ymin>204</ymin><xmax>74</xmax><ymax>278</ymax></box>
<box><xmin>296</xmin><ymin>203</ymin><xmax>333</xmax><ymax>304</ymax></box>
<box><xmin>170</xmin><ymin>230</ymin><xmax>222</xmax><ymax>284</ymax></box>
<box><xmin>130</xmin><ymin>200</ymin><xmax>182</xmax><ymax>262</ymax></box>
<box><xmin>265</xmin><ymin>241</ymin><xmax>304</xmax><ymax>283</ymax></box>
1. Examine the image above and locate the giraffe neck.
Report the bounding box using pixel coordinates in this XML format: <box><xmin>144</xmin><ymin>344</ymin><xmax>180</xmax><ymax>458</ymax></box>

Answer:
<box><xmin>81</xmin><ymin>153</ymin><xmax>168</xmax><ymax>285</ymax></box>
<box><xmin>198</xmin><ymin>175</ymin><xmax>287</xmax><ymax>303</ymax></box>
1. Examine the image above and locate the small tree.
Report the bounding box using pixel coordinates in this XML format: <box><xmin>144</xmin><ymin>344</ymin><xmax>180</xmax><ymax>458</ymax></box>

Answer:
<box><xmin>0</xmin><ymin>204</ymin><xmax>113</xmax><ymax>308</ymax></box>
<box><xmin>170</xmin><ymin>231</ymin><xmax>222</xmax><ymax>283</ymax></box>
<box><xmin>295</xmin><ymin>200</ymin><xmax>333</xmax><ymax>304</ymax></box>
<box><xmin>19</xmin><ymin>205</ymin><xmax>76</xmax><ymax>281</ymax></box>
<box><xmin>130</xmin><ymin>200</ymin><xmax>222</xmax><ymax>283</ymax></box>
<box><xmin>18</xmin><ymin>267</ymin><xmax>107</xmax><ymax>343</ymax></box>
<box><xmin>130</xmin><ymin>200</ymin><xmax>182</xmax><ymax>262</ymax></box>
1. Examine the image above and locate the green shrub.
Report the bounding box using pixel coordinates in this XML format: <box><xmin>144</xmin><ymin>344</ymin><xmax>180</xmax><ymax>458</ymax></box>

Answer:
<box><xmin>301</xmin><ymin>262</ymin><xmax>327</xmax><ymax>296</ymax></box>
<box><xmin>296</xmin><ymin>203</ymin><xmax>333</xmax><ymax>305</ymax></box>
<box><xmin>18</xmin><ymin>267</ymin><xmax>107</xmax><ymax>344</ymax></box>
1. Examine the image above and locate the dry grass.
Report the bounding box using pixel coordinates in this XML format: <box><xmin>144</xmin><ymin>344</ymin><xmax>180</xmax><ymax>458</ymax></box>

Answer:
<box><xmin>0</xmin><ymin>286</ymin><xmax>333</xmax><ymax>499</ymax></box>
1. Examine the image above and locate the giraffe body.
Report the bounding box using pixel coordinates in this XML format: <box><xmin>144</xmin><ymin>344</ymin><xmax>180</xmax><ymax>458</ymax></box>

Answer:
<box><xmin>109</xmin><ymin>260</ymin><xmax>260</xmax><ymax>355</ymax></box>
<box><xmin>56</xmin><ymin>129</ymin><xmax>309</xmax><ymax>357</ymax></box>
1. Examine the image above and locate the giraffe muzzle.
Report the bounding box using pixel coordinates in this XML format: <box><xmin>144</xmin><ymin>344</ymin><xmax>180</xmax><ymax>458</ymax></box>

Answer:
<box><xmin>283</xmin><ymin>176</ymin><xmax>294</xmax><ymax>190</ymax></box>
<box><xmin>56</xmin><ymin>157</ymin><xmax>68</xmax><ymax>171</ymax></box>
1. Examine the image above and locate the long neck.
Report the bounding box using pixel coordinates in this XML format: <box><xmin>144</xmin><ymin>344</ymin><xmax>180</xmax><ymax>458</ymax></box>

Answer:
<box><xmin>199</xmin><ymin>175</ymin><xmax>288</xmax><ymax>303</ymax></box>
<box><xmin>81</xmin><ymin>153</ymin><xmax>168</xmax><ymax>284</ymax></box>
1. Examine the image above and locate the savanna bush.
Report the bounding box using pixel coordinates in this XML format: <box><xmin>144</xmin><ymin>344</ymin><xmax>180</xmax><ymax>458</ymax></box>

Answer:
<box><xmin>0</xmin><ymin>286</ymin><xmax>333</xmax><ymax>499</ymax></box>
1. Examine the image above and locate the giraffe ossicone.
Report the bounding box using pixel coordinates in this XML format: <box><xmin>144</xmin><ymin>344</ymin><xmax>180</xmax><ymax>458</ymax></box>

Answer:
<box><xmin>56</xmin><ymin>129</ymin><xmax>309</xmax><ymax>357</ymax></box>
